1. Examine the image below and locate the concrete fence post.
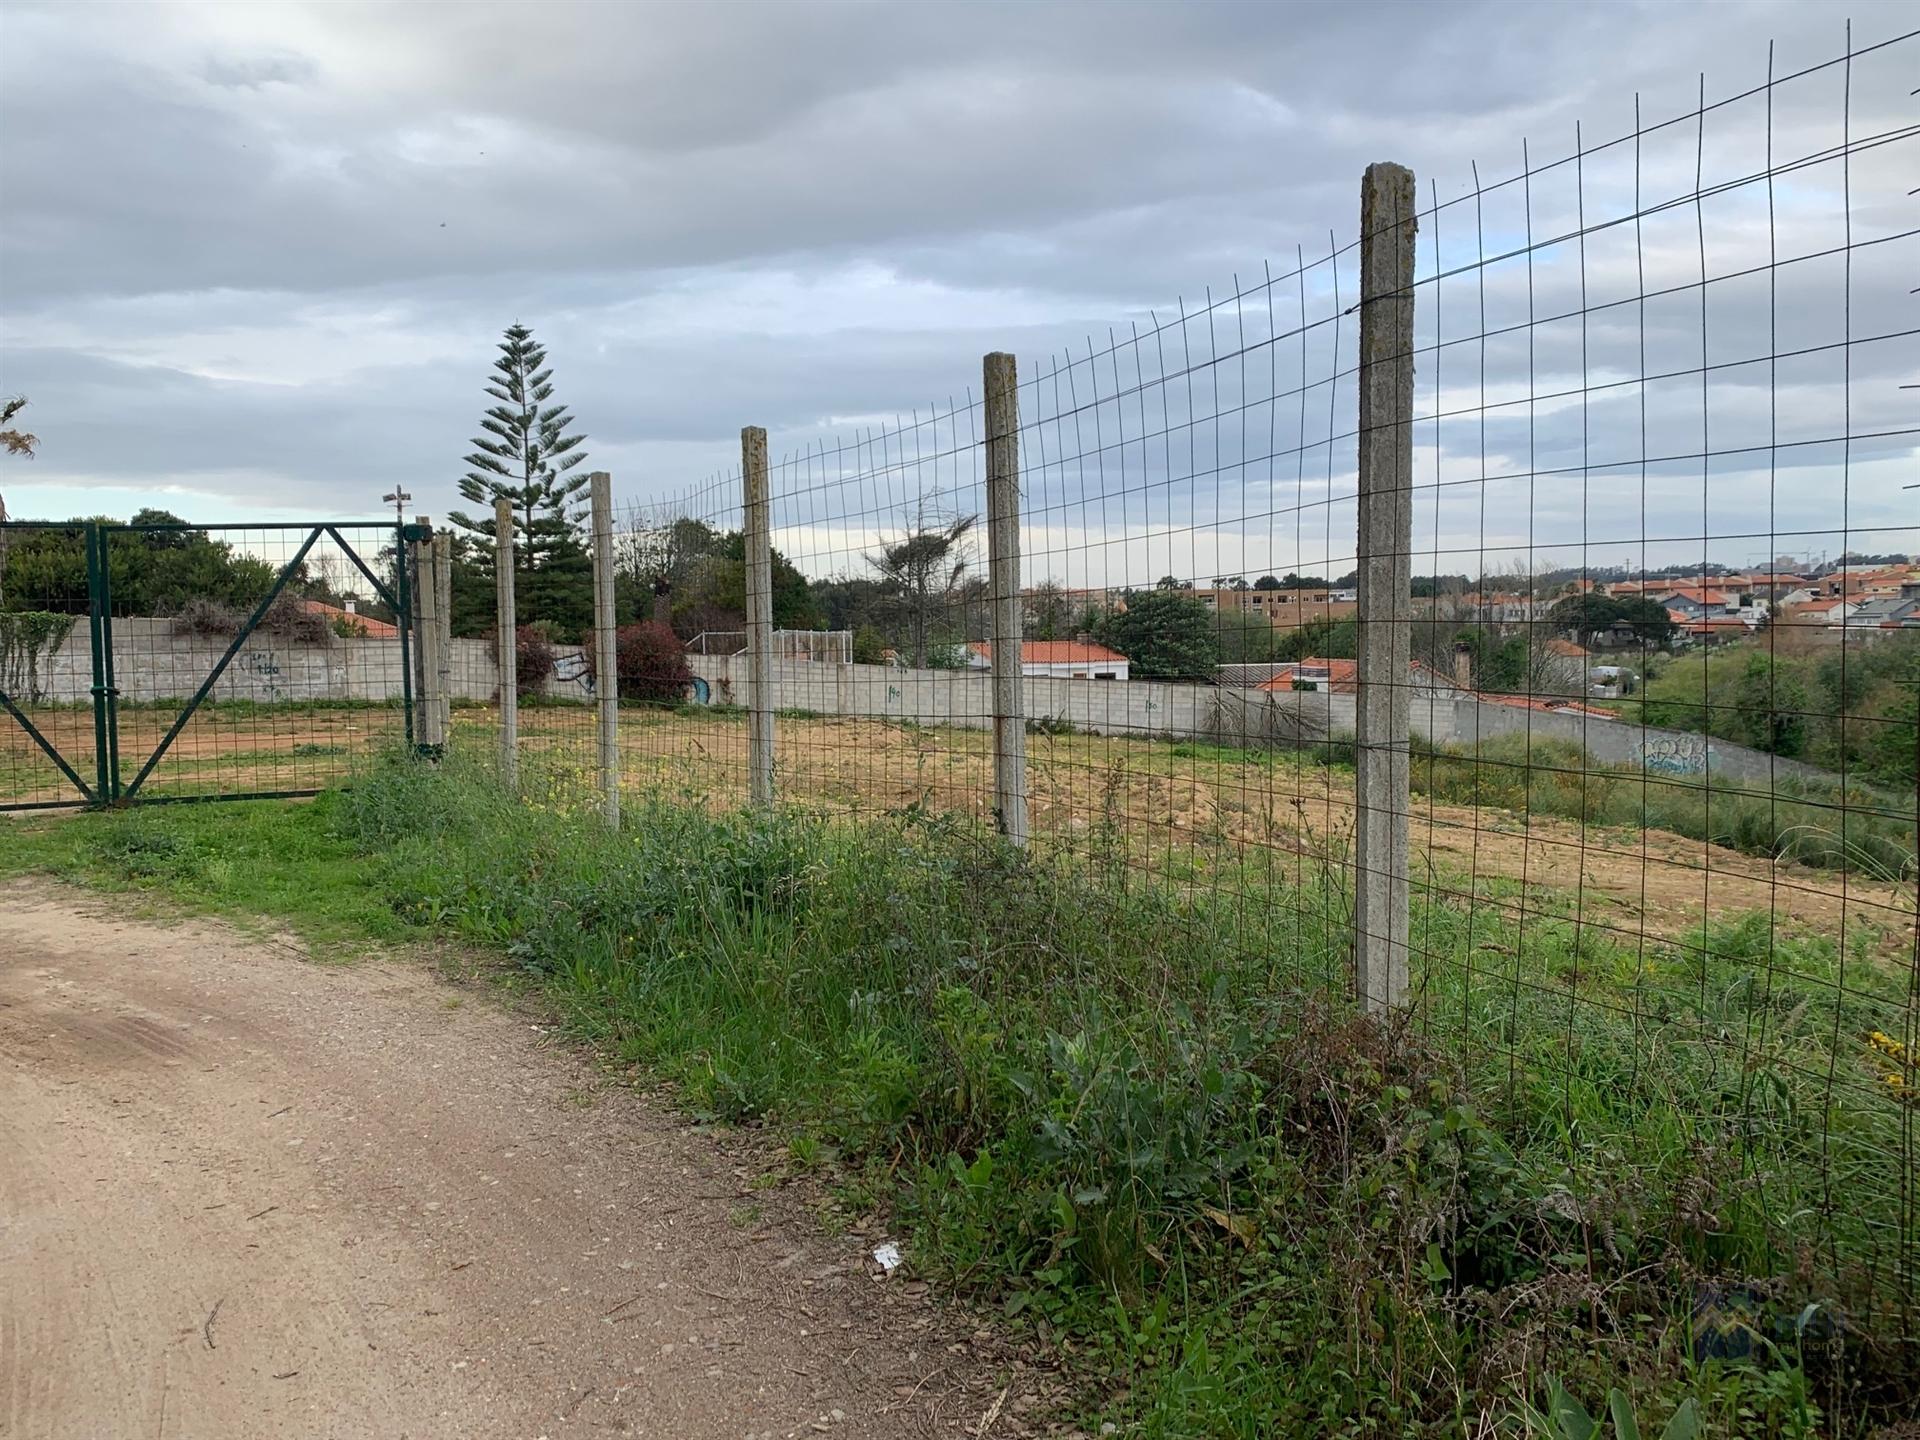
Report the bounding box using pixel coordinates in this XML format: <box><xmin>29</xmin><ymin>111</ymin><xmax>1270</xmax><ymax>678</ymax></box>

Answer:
<box><xmin>1354</xmin><ymin>161</ymin><xmax>1417</xmax><ymax>1014</ymax></box>
<box><xmin>494</xmin><ymin>495</ymin><xmax>518</xmax><ymax>789</ymax></box>
<box><xmin>589</xmin><ymin>472</ymin><xmax>621</xmax><ymax>827</ymax></box>
<box><xmin>433</xmin><ymin>529</ymin><xmax>453</xmax><ymax>744</ymax></box>
<box><xmin>983</xmin><ymin>351</ymin><xmax>1029</xmax><ymax>846</ymax></box>
<box><xmin>412</xmin><ymin>524</ymin><xmax>447</xmax><ymax>754</ymax></box>
<box><xmin>409</xmin><ymin>514</ymin><xmax>429</xmax><ymax>719</ymax></box>
<box><xmin>742</xmin><ymin>427</ymin><xmax>775</xmax><ymax>807</ymax></box>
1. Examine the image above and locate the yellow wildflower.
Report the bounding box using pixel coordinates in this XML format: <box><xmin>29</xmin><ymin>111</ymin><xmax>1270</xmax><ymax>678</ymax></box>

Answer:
<box><xmin>1867</xmin><ymin>1031</ymin><xmax>1907</xmax><ymax>1061</ymax></box>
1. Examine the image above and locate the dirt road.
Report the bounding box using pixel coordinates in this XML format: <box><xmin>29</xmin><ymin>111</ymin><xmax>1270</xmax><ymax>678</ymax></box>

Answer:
<box><xmin>0</xmin><ymin>885</ymin><xmax>998</xmax><ymax>1440</ymax></box>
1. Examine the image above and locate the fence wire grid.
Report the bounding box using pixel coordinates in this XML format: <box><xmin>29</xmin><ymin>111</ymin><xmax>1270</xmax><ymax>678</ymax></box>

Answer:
<box><xmin>455</xmin><ymin>28</ymin><xmax>1920</xmax><ymax>1367</ymax></box>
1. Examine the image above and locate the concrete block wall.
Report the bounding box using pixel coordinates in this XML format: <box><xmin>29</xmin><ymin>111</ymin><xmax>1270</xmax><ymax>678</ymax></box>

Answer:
<box><xmin>31</xmin><ymin>621</ymin><xmax>510</xmax><ymax>706</ymax></box>
<box><xmin>687</xmin><ymin>654</ymin><xmax>1832</xmax><ymax>787</ymax></box>
<box><xmin>1424</xmin><ymin>695</ymin><xmax>1833</xmax><ymax>786</ymax></box>
<box><xmin>18</xmin><ymin>620</ymin><xmax>1835</xmax><ymax>789</ymax></box>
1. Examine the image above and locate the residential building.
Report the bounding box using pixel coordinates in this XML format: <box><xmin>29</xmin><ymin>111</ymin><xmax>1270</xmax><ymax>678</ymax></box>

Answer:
<box><xmin>966</xmin><ymin>639</ymin><xmax>1129</xmax><ymax>680</ymax></box>
<box><xmin>1837</xmin><ymin>596</ymin><xmax>1920</xmax><ymax>634</ymax></box>
<box><xmin>1192</xmin><ymin>586</ymin><xmax>1358</xmax><ymax>632</ymax></box>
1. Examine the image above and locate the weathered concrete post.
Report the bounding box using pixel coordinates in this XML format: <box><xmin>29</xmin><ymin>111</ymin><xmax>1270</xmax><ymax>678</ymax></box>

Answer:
<box><xmin>433</xmin><ymin>529</ymin><xmax>453</xmax><ymax>745</ymax></box>
<box><xmin>589</xmin><ymin>471</ymin><xmax>620</xmax><ymax>826</ymax></box>
<box><xmin>1355</xmin><ymin>161</ymin><xmax>1417</xmax><ymax>1014</ymax></box>
<box><xmin>983</xmin><ymin>352</ymin><xmax>1029</xmax><ymax>846</ymax></box>
<box><xmin>413</xmin><ymin>525</ymin><xmax>447</xmax><ymax>753</ymax></box>
<box><xmin>494</xmin><ymin>495</ymin><xmax>518</xmax><ymax>789</ymax></box>
<box><xmin>409</xmin><ymin>514</ymin><xmax>430</xmax><ymax>720</ymax></box>
<box><xmin>742</xmin><ymin>427</ymin><xmax>775</xmax><ymax>806</ymax></box>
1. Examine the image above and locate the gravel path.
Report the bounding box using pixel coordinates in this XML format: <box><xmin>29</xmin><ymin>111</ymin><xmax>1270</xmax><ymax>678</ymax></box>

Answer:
<box><xmin>0</xmin><ymin>882</ymin><xmax>1003</xmax><ymax>1440</ymax></box>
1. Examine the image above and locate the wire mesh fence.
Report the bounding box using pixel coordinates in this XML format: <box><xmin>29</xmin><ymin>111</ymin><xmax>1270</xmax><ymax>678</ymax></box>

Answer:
<box><xmin>464</xmin><ymin>26</ymin><xmax>1919</xmax><ymax>1376</ymax></box>
<box><xmin>0</xmin><ymin>519</ymin><xmax>415</xmax><ymax>809</ymax></box>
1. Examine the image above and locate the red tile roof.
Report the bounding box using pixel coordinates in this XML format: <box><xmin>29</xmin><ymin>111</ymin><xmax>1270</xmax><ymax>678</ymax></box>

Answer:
<box><xmin>298</xmin><ymin>599</ymin><xmax>398</xmax><ymax>639</ymax></box>
<box><xmin>1651</xmin><ymin>586</ymin><xmax>1731</xmax><ymax>604</ymax></box>
<box><xmin>968</xmin><ymin>640</ymin><xmax>1129</xmax><ymax>665</ymax></box>
<box><xmin>1257</xmin><ymin>658</ymin><xmax>1359</xmax><ymax>693</ymax></box>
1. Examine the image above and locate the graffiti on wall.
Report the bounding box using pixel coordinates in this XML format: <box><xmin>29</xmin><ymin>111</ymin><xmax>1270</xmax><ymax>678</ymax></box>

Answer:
<box><xmin>237</xmin><ymin>650</ymin><xmax>285</xmax><ymax>701</ymax></box>
<box><xmin>551</xmin><ymin>651</ymin><xmax>596</xmax><ymax>696</ymax></box>
<box><xmin>1643</xmin><ymin>732</ymin><xmax>1709</xmax><ymax>776</ymax></box>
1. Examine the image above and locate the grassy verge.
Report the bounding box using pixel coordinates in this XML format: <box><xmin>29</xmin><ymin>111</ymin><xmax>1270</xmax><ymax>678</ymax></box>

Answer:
<box><xmin>1</xmin><ymin>757</ymin><xmax>1914</xmax><ymax>1436</ymax></box>
<box><xmin>0</xmin><ymin>796</ymin><xmax>410</xmax><ymax>949</ymax></box>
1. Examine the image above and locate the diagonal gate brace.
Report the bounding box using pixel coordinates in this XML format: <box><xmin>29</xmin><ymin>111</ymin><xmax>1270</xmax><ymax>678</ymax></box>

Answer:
<box><xmin>0</xmin><ymin>688</ymin><xmax>96</xmax><ymax>804</ymax></box>
<box><xmin>121</xmin><ymin>526</ymin><xmax>323</xmax><ymax>801</ymax></box>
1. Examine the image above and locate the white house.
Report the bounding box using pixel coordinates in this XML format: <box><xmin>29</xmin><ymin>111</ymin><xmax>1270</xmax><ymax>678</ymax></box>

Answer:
<box><xmin>967</xmin><ymin>640</ymin><xmax>1130</xmax><ymax>681</ymax></box>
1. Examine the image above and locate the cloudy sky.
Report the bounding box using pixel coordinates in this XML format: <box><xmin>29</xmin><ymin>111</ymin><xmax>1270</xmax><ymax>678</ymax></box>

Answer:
<box><xmin>2</xmin><ymin>0</ymin><xmax>1914</xmax><ymax>588</ymax></box>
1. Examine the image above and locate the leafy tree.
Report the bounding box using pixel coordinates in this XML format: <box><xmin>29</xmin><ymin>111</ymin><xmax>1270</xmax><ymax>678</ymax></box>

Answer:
<box><xmin>1026</xmin><ymin>580</ymin><xmax>1070</xmax><ymax>640</ymax></box>
<box><xmin>813</xmin><ymin>574</ymin><xmax>894</xmax><ymax>638</ymax></box>
<box><xmin>1274</xmin><ymin>616</ymin><xmax>1358</xmax><ymax>664</ymax></box>
<box><xmin>1465</xmin><ymin>629</ymin><xmax>1534</xmax><ymax>693</ymax></box>
<box><xmin>851</xmin><ymin>623</ymin><xmax>887</xmax><ymax>664</ymax></box>
<box><xmin>1862</xmin><ymin>671</ymin><xmax>1917</xmax><ymax>789</ymax></box>
<box><xmin>618</xmin><ymin>516</ymin><xmax>722</xmax><ymax>619</ymax></box>
<box><xmin>1100</xmin><ymin>589</ymin><xmax>1219</xmax><ymax>680</ymax></box>
<box><xmin>1214</xmin><ymin>610</ymin><xmax>1286</xmax><ymax>664</ymax></box>
<box><xmin>1548</xmin><ymin>593</ymin><xmax>1623</xmax><ymax>639</ymax></box>
<box><xmin>1252</xmin><ymin>574</ymin><xmax>1282</xmax><ymax>591</ymax></box>
<box><xmin>1</xmin><ymin>511</ymin><xmax>276</xmax><ymax>616</ymax></box>
<box><xmin>669</xmin><ymin>532</ymin><xmax>819</xmax><ymax>637</ymax></box>
<box><xmin>1726</xmin><ymin>653</ymin><xmax>1811</xmax><ymax>757</ymax></box>
<box><xmin>1615</xmin><ymin>596</ymin><xmax>1677</xmax><ymax>647</ymax></box>
<box><xmin>1549</xmin><ymin>593</ymin><xmax>1675</xmax><ymax>648</ymax></box>
<box><xmin>447</xmin><ymin>323</ymin><xmax>591</xmax><ymax>627</ymax></box>
<box><xmin>869</xmin><ymin>513</ymin><xmax>976</xmax><ymax>667</ymax></box>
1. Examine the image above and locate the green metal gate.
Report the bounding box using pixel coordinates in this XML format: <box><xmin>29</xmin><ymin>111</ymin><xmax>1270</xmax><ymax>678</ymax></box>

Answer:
<box><xmin>0</xmin><ymin>518</ymin><xmax>418</xmax><ymax>810</ymax></box>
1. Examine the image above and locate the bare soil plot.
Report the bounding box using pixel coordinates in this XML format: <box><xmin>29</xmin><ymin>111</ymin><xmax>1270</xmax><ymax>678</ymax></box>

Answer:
<box><xmin>564</xmin><ymin>709</ymin><xmax>1913</xmax><ymax>950</ymax></box>
<box><xmin>6</xmin><ymin>701</ymin><xmax>1905</xmax><ymax>951</ymax></box>
<box><xmin>1</xmin><ymin>705</ymin><xmax>404</xmax><ymax>805</ymax></box>
<box><xmin>0</xmin><ymin>884</ymin><xmax>999</xmax><ymax>1440</ymax></box>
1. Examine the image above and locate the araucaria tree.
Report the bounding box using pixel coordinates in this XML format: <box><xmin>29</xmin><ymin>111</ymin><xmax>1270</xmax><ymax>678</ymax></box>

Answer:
<box><xmin>448</xmin><ymin>325</ymin><xmax>594</xmax><ymax>637</ymax></box>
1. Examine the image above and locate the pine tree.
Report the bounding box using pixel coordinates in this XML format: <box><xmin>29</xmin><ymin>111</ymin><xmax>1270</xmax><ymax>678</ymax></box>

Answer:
<box><xmin>447</xmin><ymin>325</ymin><xmax>591</xmax><ymax>631</ymax></box>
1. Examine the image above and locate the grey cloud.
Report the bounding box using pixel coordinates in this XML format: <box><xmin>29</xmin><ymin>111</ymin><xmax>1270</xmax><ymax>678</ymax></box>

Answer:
<box><xmin>201</xmin><ymin>52</ymin><xmax>318</xmax><ymax>90</ymax></box>
<box><xmin>0</xmin><ymin>0</ymin><xmax>1912</xmax><ymax>578</ymax></box>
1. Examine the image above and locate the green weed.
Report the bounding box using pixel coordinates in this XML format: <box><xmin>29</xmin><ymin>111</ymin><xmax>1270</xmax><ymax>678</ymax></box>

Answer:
<box><xmin>2</xmin><ymin>754</ymin><xmax>1911</xmax><ymax>1435</ymax></box>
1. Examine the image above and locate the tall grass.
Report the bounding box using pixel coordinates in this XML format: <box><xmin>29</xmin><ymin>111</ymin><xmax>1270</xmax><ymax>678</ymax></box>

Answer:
<box><xmin>321</xmin><ymin>754</ymin><xmax>1915</xmax><ymax>1436</ymax></box>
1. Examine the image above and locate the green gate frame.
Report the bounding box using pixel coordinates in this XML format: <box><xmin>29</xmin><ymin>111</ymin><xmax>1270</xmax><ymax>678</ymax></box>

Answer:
<box><xmin>0</xmin><ymin>519</ymin><xmax>415</xmax><ymax>810</ymax></box>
